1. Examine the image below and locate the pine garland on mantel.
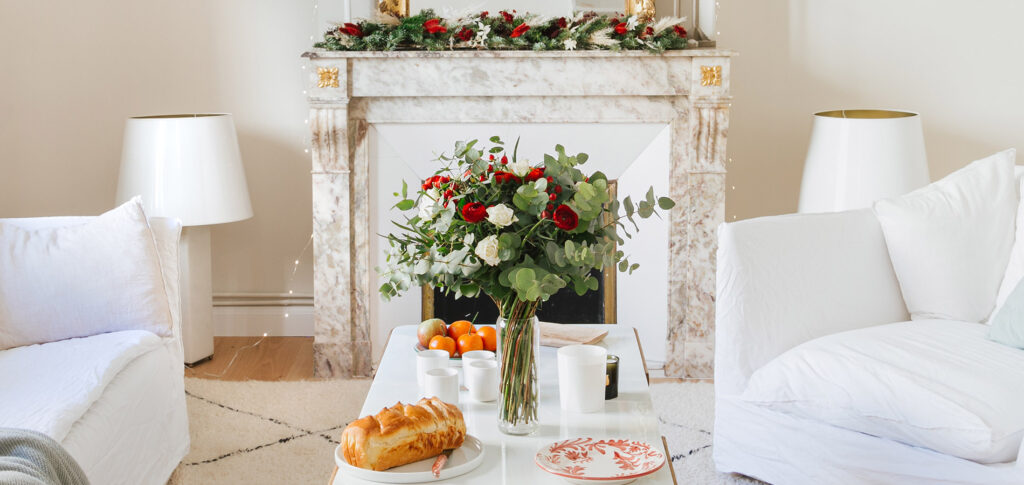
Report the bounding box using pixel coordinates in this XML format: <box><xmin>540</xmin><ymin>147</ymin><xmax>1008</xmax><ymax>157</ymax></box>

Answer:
<box><xmin>314</xmin><ymin>9</ymin><xmax>692</xmax><ymax>53</ymax></box>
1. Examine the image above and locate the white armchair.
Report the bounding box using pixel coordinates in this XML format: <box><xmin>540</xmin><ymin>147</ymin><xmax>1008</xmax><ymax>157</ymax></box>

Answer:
<box><xmin>713</xmin><ymin>209</ymin><xmax>1024</xmax><ymax>484</ymax></box>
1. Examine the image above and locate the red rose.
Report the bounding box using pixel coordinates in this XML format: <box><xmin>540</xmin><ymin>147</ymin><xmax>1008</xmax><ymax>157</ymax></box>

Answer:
<box><xmin>609</xmin><ymin>18</ymin><xmax>619</xmax><ymax>25</ymax></box>
<box><xmin>423</xmin><ymin>18</ymin><xmax>447</xmax><ymax>34</ymax></box>
<box><xmin>341</xmin><ymin>23</ymin><xmax>363</xmax><ymax>37</ymax></box>
<box><xmin>673</xmin><ymin>25</ymin><xmax>687</xmax><ymax>37</ymax></box>
<box><xmin>642</xmin><ymin>26</ymin><xmax>654</xmax><ymax>38</ymax></box>
<box><xmin>525</xmin><ymin>167</ymin><xmax>545</xmax><ymax>182</ymax></box>
<box><xmin>500</xmin><ymin>11</ymin><xmax>513</xmax><ymax>22</ymax></box>
<box><xmin>500</xmin><ymin>155</ymin><xmax>508</xmax><ymax>164</ymax></box>
<box><xmin>553</xmin><ymin>205</ymin><xmax>579</xmax><ymax>230</ymax></box>
<box><xmin>614</xmin><ymin>22</ymin><xmax>628</xmax><ymax>35</ymax></box>
<box><xmin>456</xmin><ymin>27</ymin><xmax>474</xmax><ymax>42</ymax></box>
<box><xmin>510</xmin><ymin>24</ymin><xmax>530</xmax><ymax>38</ymax></box>
<box><xmin>461</xmin><ymin>202</ymin><xmax>487</xmax><ymax>223</ymax></box>
<box><xmin>556</xmin><ymin>17</ymin><xmax>568</xmax><ymax>28</ymax></box>
<box><xmin>480</xmin><ymin>11</ymin><xmax>489</xmax><ymax>18</ymax></box>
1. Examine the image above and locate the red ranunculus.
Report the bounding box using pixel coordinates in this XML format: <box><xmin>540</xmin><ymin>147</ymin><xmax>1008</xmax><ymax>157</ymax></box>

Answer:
<box><xmin>552</xmin><ymin>205</ymin><xmax>579</xmax><ymax>231</ymax></box>
<box><xmin>556</xmin><ymin>17</ymin><xmax>568</xmax><ymax>29</ymax></box>
<box><xmin>673</xmin><ymin>25</ymin><xmax>687</xmax><ymax>37</ymax></box>
<box><xmin>340</xmin><ymin>23</ymin><xmax>363</xmax><ymax>37</ymax></box>
<box><xmin>525</xmin><ymin>167</ymin><xmax>545</xmax><ymax>182</ymax></box>
<box><xmin>493</xmin><ymin>172</ymin><xmax>522</xmax><ymax>184</ymax></box>
<box><xmin>614</xmin><ymin>22</ymin><xmax>628</xmax><ymax>35</ymax></box>
<box><xmin>456</xmin><ymin>27</ymin><xmax>474</xmax><ymax>42</ymax></box>
<box><xmin>510</xmin><ymin>24</ymin><xmax>530</xmax><ymax>38</ymax></box>
<box><xmin>423</xmin><ymin>18</ymin><xmax>447</xmax><ymax>34</ymax></box>
<box><xmin>500</xmin><ymin>11</ymin><xmax>514</xmax><ymax>22</ymax></box>
<box><xmin>421</xmin><ymin>175</ymin><xmax>450</xmax><ymax>190</ymax></box>
<box><xmin>461</xmin><ymin>202</ymin><xmax>487</xmax><ymax>223</ymax></box>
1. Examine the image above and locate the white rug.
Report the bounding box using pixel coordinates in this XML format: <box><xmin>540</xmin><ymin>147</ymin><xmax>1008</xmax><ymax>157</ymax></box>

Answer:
<box><xmin>169</xmin><ymin>378</ymin><xmax>758</xmax><ymax>484</ymax></box>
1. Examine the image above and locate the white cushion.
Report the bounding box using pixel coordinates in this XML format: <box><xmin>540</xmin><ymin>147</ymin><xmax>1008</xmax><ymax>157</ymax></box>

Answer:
<box><xmin>742</xmin><ymin>320</ymin><xmax>1024</xmax><ymax>463</ymax></box>
<box><xmin>0</xmin><ymin>330</ymin><xmax>162</xmax><ymax>441</ymax></box>
<box><xmin>991</xmin><ymin>175</ymin><xmax>1024</xmax><ymax>322</ymax></box>
<box><xmin>0</xmin><ymin>198</ymin><xmax>173</xmax><ymax>350</ymax></box>
<box><xmin>873</xmin><ymin>149</ymin><xmax>1017</xmax><ymax>322</ymax></box>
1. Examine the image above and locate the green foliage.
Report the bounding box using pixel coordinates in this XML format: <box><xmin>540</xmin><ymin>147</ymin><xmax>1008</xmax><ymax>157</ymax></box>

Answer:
<box><xmin>375</xmin><ymin>135</ymin><xmax>675</xmax><ymax>306</ymax></box>
<box><xmin>314</xmin><ymin>10</ymin><xmax>691</xmax><ymax>53</ymax></box>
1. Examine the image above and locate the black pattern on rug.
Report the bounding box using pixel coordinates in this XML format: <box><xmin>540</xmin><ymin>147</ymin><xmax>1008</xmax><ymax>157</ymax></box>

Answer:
<box><xmin>183</xmin><ymin>390</ymin><xmax>344</xmax><ymax>466</ymax></box>
<box><xmin>658</xmin><ymin>416</ymin><xmax>713</xmax><ymax>463</ymax></box>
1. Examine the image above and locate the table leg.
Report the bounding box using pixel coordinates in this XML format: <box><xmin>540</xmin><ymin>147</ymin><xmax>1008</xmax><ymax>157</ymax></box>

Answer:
<box><xmin>633</xmin><ymin>328</ymin><xmax>650</xmax><ymax>384</ymax></box>
<box><xmin>661</xmin><ymin>436</ymin><xmax>678</xmax><ymax>485</ymax></box>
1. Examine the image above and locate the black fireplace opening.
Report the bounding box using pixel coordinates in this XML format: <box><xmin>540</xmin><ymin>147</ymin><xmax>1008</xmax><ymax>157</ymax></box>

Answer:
<box><xmin>428</xmin><ymin>269</ymin><xmax>610</xmax><ymax>325</ymax></box>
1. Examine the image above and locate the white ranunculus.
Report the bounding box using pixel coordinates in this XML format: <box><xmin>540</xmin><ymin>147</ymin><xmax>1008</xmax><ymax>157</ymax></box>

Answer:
<box><xmin>475</xmin><ymin>235</ymin><xmax>501</xmax><ymax>266</ymax></box>
<box><xmin>487</xmin><ymin>203</ymin><xmax>518</xmax><ymax>227</ymax></box>
<box><xmin>508</xmin><ymin>159</ymin><xmax>532</xmax><ymax>178</ymax></box>
<box><xmin>418</xmin><ymin>189</ymin><xmax>441</xmax><ymax>220</ymax></box>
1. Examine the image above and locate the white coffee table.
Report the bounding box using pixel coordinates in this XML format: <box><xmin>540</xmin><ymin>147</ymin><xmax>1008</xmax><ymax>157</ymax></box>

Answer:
<box><xmin>331</xmin><ymin>324</ymin><xmax>678</xmax><ymax>484</ymax></box>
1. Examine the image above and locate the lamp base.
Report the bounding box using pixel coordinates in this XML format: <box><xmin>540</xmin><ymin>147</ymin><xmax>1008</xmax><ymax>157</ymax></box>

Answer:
<box><xmin>180</xmin><ymin>226</ymin><xmax>214</xmax><ymax>365</ymax></box>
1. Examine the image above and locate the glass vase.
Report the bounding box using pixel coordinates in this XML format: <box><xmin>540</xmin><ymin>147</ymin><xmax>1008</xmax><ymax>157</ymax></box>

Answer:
<box><xmin>496</xmin><ymin>301</ymin><xmax>540</xmax><ymax>436</ymax></box>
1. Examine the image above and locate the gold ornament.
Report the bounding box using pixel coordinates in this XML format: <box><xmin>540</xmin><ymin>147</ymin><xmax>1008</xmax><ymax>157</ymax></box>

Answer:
<box><xmin>625</xmin><ymin>0</ymin><xmax>656</xmax><ymax>22</ymax></box>
<box><xmin>317</xmin><ymin>67</ymin><xmax>340</xmax><ymax>89</ymax></box>
<box><xmin>377</xmin><ymin>0</ymin><xmax>408</xmax><ymax>18</ymax></box>
<box><xmin>701</xmin><ymin>65</ymin><xmax>722</xmax><ymax>87</ymax></box>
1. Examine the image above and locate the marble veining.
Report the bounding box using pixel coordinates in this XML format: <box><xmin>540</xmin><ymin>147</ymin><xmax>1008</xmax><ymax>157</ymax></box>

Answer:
<box><xmin>304</xmin><ymin>50</ymin><xmax>734</xmax><ymax>378</ymax></box>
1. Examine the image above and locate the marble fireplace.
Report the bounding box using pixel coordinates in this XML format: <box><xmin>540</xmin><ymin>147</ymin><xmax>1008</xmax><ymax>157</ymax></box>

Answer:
<box><xmin>303</xmin><ymin>49</ymin><xmax>733</xmax><ymax>378</ymax></box>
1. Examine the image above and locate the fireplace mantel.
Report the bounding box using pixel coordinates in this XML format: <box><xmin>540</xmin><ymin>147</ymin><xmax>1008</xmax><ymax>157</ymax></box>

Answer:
<box><xmin>303</xmin><ymin>48</ymin><xmax>734</xmax><ymax>378</ymax></box>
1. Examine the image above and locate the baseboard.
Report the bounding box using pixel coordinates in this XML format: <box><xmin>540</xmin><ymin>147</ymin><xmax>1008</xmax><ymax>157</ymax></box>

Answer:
<box><xmin>212</xmin><ymin>293</ymin><xmax>314</xmax><ymax>336</ymax></box>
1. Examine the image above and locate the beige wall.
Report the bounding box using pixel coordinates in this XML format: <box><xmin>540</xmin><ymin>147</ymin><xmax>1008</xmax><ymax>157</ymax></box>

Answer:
<box><xmin>720</xmin><ymin>0</ymin><xmax>1024</xmax><ymax>220</ymax></box>
<box><xmin>3</xmin><ymin>0</ymin><xmax>1024</xmax><ymax>303</ymax></box>
<box><xmin>0</xmin><ymin>1</ymin><xmax>316</xmax><ymax>297</ymax></box>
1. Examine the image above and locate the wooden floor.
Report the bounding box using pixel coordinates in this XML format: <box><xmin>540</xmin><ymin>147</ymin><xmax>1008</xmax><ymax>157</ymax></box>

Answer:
<box><xmin>184</xmin><ymin>336</ymin><xmax>314</xmax><ymax>381</ymax></box>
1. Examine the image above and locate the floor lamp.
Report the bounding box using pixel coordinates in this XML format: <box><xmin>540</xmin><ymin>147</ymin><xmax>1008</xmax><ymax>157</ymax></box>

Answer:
<box><xmin>116</xmin><ymin>114</ymin><xmax>253</xmax><ymax>364</ymax></box>
<box><xmin>798</xmin><ymin>109</ymin><xmax>931</xmax><ymax>213</ymax></box>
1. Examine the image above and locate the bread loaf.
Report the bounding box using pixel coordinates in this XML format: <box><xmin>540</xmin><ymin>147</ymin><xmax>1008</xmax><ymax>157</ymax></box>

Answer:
<box><xmin>340</xmin><ymin>397</ymin><xmax>466</xmax><ymax>471</ymax></box>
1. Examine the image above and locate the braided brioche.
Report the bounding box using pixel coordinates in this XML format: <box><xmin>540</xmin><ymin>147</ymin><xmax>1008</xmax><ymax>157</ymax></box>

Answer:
<box><xmin>341</xmin><ymin>397</ymin><xmax>466</xmax><ymax>471</ymax></box>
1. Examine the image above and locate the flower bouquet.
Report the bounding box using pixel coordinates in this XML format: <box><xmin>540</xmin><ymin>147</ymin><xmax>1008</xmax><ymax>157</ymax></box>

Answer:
<box><xmin>378</xmin><ymin>137</ymin><xmax>673</xmax><ymax>435</ymax></box>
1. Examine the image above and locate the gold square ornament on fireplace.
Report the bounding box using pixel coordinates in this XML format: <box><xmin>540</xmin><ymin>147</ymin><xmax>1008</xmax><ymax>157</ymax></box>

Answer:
<box><xmin>317</xmin><ymin>67</ymin><xmax>339</xmax><ymax>88</ymax></box>
<box><xmin>701</xmin><ymin>65</ymin><xmax>722</xmax><ymax>87</ymax></box>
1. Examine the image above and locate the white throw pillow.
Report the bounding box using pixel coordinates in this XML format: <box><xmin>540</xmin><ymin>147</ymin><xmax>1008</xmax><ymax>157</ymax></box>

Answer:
<box><xmin>0</xmin><ymin>197</ymin><xmax>173</xmax><ymax>350</ymax></box>
<box><xmin>873</xmin><ymin>149</ymin><xmax>1017</xmax><ymax>322</ymax></box>
<box><xmin>989</xmin><ymin>175</ymin><xmax>1024</xmax><ymax>321</ymax></box>
<box><xmin>742</xmin><ymin>320</ymin><xmax>1024</xmax><ymax>464</ymax></box>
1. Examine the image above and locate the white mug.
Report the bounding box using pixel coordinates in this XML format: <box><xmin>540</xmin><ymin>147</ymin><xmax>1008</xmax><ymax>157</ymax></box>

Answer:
<box><xmin>423</xmin><ymin>367</ymin><xmax>460</xmax><ymax>404</ymax></box>
<box><xmin>465</xmin><ymin>359</ymin><xmax>498</xmax><ymax>402</ymax></box>
<box><xmin>416</xmin><ymin>349</ymin><xmax>450</xmax><ymax>389</ymax></box>
<box><xmin>557</xmin><ymin>344</ymin><xmax>608</xmax><ymax>413</ymax></box>
<box><xmin>461</xmin><ymin>350</ymin><xmax>495</xmax><ymax>364</ymax></box>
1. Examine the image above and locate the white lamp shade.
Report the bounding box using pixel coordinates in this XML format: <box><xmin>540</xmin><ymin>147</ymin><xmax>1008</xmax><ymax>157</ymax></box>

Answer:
<box><xmin>116</xmin><ymin>114</ymin><xmax>253</xmax><ymax>226</ymax></box>
<box><xmin>798</xmin><ymin>110</ymin><xmax>930</xmax><ymax>213</ymax></box>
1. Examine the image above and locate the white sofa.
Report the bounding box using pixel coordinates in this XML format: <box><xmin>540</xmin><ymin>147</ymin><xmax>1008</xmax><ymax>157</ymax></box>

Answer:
<box><xmin>0</xmin><ymin>216</ymin><xmax>189</xmax><ymax>485</ymax></box>
<box><xmin>713</xmin><ymin>207</ymin><xmax>1024</xmax><ymax>484</ymax></box>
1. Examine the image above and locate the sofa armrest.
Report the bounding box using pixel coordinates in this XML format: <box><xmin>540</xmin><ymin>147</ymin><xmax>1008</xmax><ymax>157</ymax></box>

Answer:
<box><xmin>148</xmin><ymin>217</ymin><xmax>184</xmax><ymax>361</ymax></box>
<box><xmin>714</xmin><ymin>209</ymin><xmax>909</xmax><ymax>395</ymax></box>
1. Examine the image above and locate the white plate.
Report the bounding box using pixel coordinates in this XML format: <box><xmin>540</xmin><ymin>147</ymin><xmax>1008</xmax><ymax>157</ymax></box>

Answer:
<box><xmin>334</xmin><ymin>434</ymin><xmax>484</xmax><ymax>483</ymax></box>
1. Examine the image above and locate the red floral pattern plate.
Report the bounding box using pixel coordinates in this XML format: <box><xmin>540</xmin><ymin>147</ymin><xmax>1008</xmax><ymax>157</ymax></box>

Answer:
<box><xmin>535</xmin><ymin>438</ymin><xmax>665</xmax><ymax>484</ymax></box>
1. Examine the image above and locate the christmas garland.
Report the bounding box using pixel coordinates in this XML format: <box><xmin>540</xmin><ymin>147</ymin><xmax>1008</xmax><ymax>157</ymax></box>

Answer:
<box><xmin>314</xmin><ymin>10</ymin><xmax>691</xmax><ymax>53</ymax></box>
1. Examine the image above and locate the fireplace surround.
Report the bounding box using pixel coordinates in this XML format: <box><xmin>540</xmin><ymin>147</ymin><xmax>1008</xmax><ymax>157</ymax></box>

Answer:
<box><xmin>303</xmin><ymin>49</ymin><xmax>733</xmax><ymax>378</ymax></box>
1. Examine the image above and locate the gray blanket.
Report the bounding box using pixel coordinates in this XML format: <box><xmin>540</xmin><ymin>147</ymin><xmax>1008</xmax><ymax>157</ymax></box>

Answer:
<box><xmin>0</xmin><ymin>429</ymin><xmax>88</xmax><ymax>485</ymax></box>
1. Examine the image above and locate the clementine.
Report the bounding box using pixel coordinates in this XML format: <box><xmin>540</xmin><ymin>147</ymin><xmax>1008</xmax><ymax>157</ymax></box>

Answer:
<box><xmin>428</xmin><ymin>335</ymin><xmax>456</xmax><ymax>358</ymax></box>
<box><xmin>456</xmin><ymin>333</ymin><xmax>484</xmax><ymax>356</ymax></box>
<box><xmin>447</xmin><ymin>320</ymin><xmax>476</xmax><ymax>341</ymax></box>
<box><xmin>476</xmin><ymin>326</ymin><xmax>497</xmax><ymax>352</ymax></box>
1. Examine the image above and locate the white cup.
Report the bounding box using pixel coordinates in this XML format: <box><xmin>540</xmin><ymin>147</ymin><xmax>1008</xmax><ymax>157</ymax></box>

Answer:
<box><xmin>557</xmin><ymin>344</ymin><xmax>608</xmax><ymax>413</ymax></box>
<box><xmin>461</xmin><ymin>350</ymin><xmax>495</xmax><ymax>365</ymax></box>
<box><xmin>423</xmin><ymin>367</ymin><xmax>460</xmax><ymax>404</ymax></box>
<box><xmin>465</xmin><ymin>359</ymin><xmax>499</xmax><ymax>402</ymax></box>
<box><xmin>416</xmin><ymin>349</ymin><xmax>450</xmax><ymax>389</ymax></box>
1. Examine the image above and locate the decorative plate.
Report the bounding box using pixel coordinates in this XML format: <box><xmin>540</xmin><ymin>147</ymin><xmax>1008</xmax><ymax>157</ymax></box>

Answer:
<box><xmin>335</xmin><ymin>435</ymin><xmax>484</xmax><ymax>483</ymax></box>
<box><xmin>535</xmin><ymin>438</ymin><xmax>665</xmax><ymax>485</ymax></box>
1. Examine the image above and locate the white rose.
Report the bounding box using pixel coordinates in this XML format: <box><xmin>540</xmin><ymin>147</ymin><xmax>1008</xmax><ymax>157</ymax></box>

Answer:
<box><xmin>418</xmin><ymin>189</ymin><xmax>440</xmax><ymax>220</ymax></box>
<box><xmin>474</xmin><ymin>235</ymin><xmax>501</xmax><ymax>266</ymax></box>
<box><xmin>508</xmin><ymin>159</ymin><xmax>532</xmax><ymax>178</ymax></box>
<box><xmin>486</xmin><ymin>203</ymin><xmax>518</xmax><ymax>227</ymax></box>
